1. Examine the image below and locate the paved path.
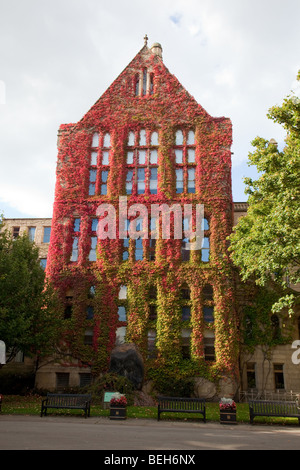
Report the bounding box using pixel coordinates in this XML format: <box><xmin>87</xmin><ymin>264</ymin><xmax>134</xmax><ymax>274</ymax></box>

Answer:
<box><xmin>1</xmin><ymin>415</ymin><xmax>300</xmax><ymax>452</ymax></box>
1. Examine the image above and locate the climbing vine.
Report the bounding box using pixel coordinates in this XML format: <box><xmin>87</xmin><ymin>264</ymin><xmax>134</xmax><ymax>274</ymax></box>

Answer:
<box><xmin>46</xmin><ymin>46</ymin><xmax>238</xmax><ymax>382</ymax></box>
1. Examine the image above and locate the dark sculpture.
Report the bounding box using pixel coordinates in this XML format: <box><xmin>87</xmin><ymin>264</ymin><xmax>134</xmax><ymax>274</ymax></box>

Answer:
<box><xmin>109</xmin><ymin>343</ymin><xmax>144</xmax><ymax>390</ymax></box>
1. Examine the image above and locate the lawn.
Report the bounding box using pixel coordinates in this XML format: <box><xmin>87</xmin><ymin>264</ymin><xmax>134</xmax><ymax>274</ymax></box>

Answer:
<box><xmin>1</xmin><ymin>396</ymin><xmax>299</xmax><ymax>425</ymax></box>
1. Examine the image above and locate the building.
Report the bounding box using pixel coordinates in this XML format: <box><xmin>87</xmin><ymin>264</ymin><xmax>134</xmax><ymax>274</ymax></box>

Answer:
<box><xmin>2</xmin><ymin>40</ymin><xmax>299</xmax><ymax>398</ymax></box>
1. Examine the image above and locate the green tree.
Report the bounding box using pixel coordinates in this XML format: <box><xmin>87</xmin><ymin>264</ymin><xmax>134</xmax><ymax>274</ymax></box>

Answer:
<box><xmin>0</xmin><ymin>218</ymin><xmax>62</xmax><ymax>367</ymax></box>
<box><xmin>229</xmin><ymin>72</ymin><xmax>300</xmax><ymax>314</ymax></box>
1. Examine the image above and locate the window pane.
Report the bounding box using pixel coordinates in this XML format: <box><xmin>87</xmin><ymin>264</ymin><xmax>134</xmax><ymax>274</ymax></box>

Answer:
<box><xmin>139</xmin><ymin>129</ymin><xmax>146</xmax><ymax>146</ymax></box>
<box><xmin>187</xmin><ymin>130</ymin><xmax>195</xmax><ymax>145</ymax></box>
<box><xmin>101</xmin><ymin>170</ymin><xmax>108</xmax><ymax>183</ymax></box>
<box><xmin>86</xmin><ymin>306</ymin><xmax>94</xmax><ymax>320</ymax></box>
<box><xmin>138</xmin><ymin>150</ymin><xmax>146</xmax><ymax>164</ymax></box>
<box><xmin>188</xmin><ymin>148</ymin><xmax>195</xmax><ymax>163</ymax></box>
<box><xmin>43</xmin><ymin>227</ymin><xmax>51</xmax><ymax>243</ymax></box>
<box><xmin>118</xmin><ymin>285</ymin><xmax>127</xmax><ymax>299</ymax></box>
<box><xmin>89</xmin><ymin>183</ymin><xmax>95</xmax><ymax>196</ymax></box>
<box><xmin>176</xmin><ymin>169</ymin><xmax>183</xmax><ymax>193</ymax></box>
<box><xmin>175</xmin><ymin>130</ymin><xmax>183</xmax><ymax>145</ymax></box>
<box><xmin>150</xmin><ymin>167</ymin><xmax>157</xmax><ymax>194</ymax></box>
<box><xmin>102</xmin><ymin>151</ymin><xmax>109</xmax><ymax>165</ymax></box>
<box><xmin>203</xmin><ymin>306</ymin><xmax>214</xmax><ymax>323</ymax></box>
<box><xmin>175</xmin><ymin>149</ymin><xmax>183</xmax><ymax>164</ymax></box>
<box><xmin>135</xmin><ymin>238</ymin><xmax>143</xmax><ymax>260</ymax></box>
<box><xmin>91</xmin><ymin>218</ymin><xmax>98</xmax><ymax>232</ymax></box>
<box><xmin>73</xmin><ymin>218</ymin><xmax>81</xmax><ymax>232</ymax></box>
<box><xmin>151</xmin><ymin>131</ymin><xmax>158</xmax><ymax>146</ymax></box>
<box><xmin>182</xmin><ymin>306</ymin><xmax>191</xmax><ymax>321</ymax></box>
<box><xmin>128</xmin><ymin>131</ymin><xmax>135</xmax><ymax>146</ymax></box>
<box><xmin>91</xmin><ymin>151</ymin><xmax>98</xmax><ymax>165</ymax></box>
<box><xmin>150</xmin><ymin>149</ymin><xmax>158</xmax><ymax>164</ymax></box>
<box><xmin>118</xmin><ymin>306</ymin><xmax>127</xmax><ymax>322</ymax></box>
<box><xmin>89</xmin><ymin>169</ymin><xmax>97</xmax><ymax>182</ymax></box>
<box><xmin>71</xmin><ymin>237</ymin><xmax>78</xmax><ymax>262</ymax></box>
<box><xmin>187</xmin><ymin>167</ymin><xmax>195</xmax><ymax>193</ymax></box>
<box><xmin>103</xmin><ymin>133</ymin><xmax>110</xmax><ymax>147</ymax></box>
<box><xmin>89</xmin><ymin>236</ymin><xmax>97</xmax><ymax>261</ymax></box>
<box><xmin>101</xmin><ymin>184</ymin><xmax>107</xmax><ymax>195</ymax></box>
<box><xmin>40</xmin><ymin>258</ymin><xmax>47</xmax><ymax>270</ymax></box>
<box><xmin>116</xmin><ymin>326</ymin><xmax>126</xmax><ymax>345</ymax></box>
<box><xmin>127</xmin><ymin>151</ymin><xmax>134</xmax><ymax>164</ymax></box>
<box><xmin>92</xmin><ymin>133</ymin><xmax>99</xmax><ymax>147</ymax></box>
<box><xmin>28</xmin><ymin>227</ymin><xmax>36</xmax><ymax>241</ymax></box>
<box><xmin>202</xmin><ymin>218</ymin><xmax>209</xmax><ymax>230</ymax></box>
<box><xmin>137</xmin><ymin>168</ymin><xmax>145</xmax><ymax>194</ymax></box>
<box><xmin>201</xmin><ymin>248</ymin><xmax>209</xmax><ymax>262</ymax></box>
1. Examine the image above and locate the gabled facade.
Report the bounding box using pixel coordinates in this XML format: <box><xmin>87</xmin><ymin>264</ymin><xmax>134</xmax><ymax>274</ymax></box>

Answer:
<box><xmin>42</xmin><ymin>40</ymin><xmax>239</xmax><ymax>394</ymax></box>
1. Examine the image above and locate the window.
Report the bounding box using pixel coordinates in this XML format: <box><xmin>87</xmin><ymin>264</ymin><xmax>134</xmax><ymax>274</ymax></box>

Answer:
<box><xmin>79</xmin><ymin>373</ymin><xmax>92</xmax><ymax>387</ymax></box>
<box><xmin>40</xmin><ymin>258</ymin><xmax>47</xmax><ymax>270</ymax></box>
<box><xmin>116</xmin><ymin>327</ymin><xmax>126</xmax><ymax>345</ymax></box>
<box><xmin>182</xmin><ymin>306</ymin><xmax>191</xmax><ymax>321</ymax></box>
<box><xmin>271</xmin><ymin>314</ymin><xmax>280</xmax><ymax>340</ymax></box>
<box><xmin>43</xmin><ymin>227</ymin><xmax>51</xmax><ymax>243</ymax></box>
<box><xmin>56</xmin><ymin>372</ymin><xmax>69</xmax><ymax>391</ymax></box>
<box><xmin>181</xmin><ymin>218</ymin><xmax>190</xmax><ymax>262</ymax></box>
<box><xmin>147</xmin><ymin>329</ymin><xmax>157</xmax><ymax>358</ymax></box>
<box><xmin>174</xmin><ymin>129</ymin><xmax>196</xmax><ymax>194</ymax></box>
<box><xmin>86</xmin><ymin>306</ymin><xmax>94</xmax><ymax>320</ymax></box>
<box><xmin>135</xmin><ymin>238</ymin><xmax>143</xmax><ymax>261</ymax></box>
<box><xmin>89</xmin><ymin>131</ymin><xmax>111</xmax><ymax>196</ymax></box>
<box><xmin>125</xmin><ymin>129</ymin><xmax>159</xmax><ymax>196</ymax></box>
<box><xmin>118</xmin><ymin>285</ymin><xmax>127</xmax><ymax>300</ymax></box>
<box><xmin>134</xmin><ymin>69</ymin><xmax>155</xmax><ymax>97</ymax></box>
<box><xmin>202</xmin><ymin>284</ymin><xmax>214</xmax><ymax>324</ymax></box>
<box><xmin>118</xmin><ymin>306</ymin><xmax>127</xmax><ymax>322</ymax></box>
<box><xmin>204</xmin><ymin>335</ymin><xmax>215</xmax><ymax>361</ymax></box>
<box><xmin>12</xmin><ymin>226</ymin><xmax>20</xmax><ymax>239</ymax></box>
<box><xmin>246</xmin><ymin>363</ymin><xmax>256</xmax><ymax>390</ymax></box>
<box><xmin>201</xmin><ymin>218</ymin><xmax>210</xmax><ymax>263</ymax></box>
<box><xmin>274</xmin><ymin>364</ymin><xmax>285</xmax><ymax>389</ymax></box>
<box><xmin>28</xmin><ymin>226</ymin><xmax>36</xmax><ymax>242</ymax></box>
<box><xmin>89</xmin><ymin>219</ymin><xmax>98</xmax><ymax>262</ymax></box>
<box><xmin>84</xmin><ymin>327</ymin><xmax>94</xmax><ymax>346</ymax></box>
<box><xmin>70</xmin><ymin>219</ymin><xmax>80</xmax><ymax>262</ymax></box>
<box><xmin>182</xmin><ymin>328</ymin><xmax>191</xmax><ymax>359</ymax></box>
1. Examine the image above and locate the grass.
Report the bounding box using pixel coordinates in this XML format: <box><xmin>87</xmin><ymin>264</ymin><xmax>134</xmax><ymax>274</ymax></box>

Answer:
<box><xmin>1</xmin><ymin>395</ymin><xmax>300</xmax><ymax>426</ymax></box>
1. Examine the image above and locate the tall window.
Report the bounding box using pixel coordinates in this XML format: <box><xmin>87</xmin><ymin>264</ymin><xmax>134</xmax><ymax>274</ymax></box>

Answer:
<box><xmin>89</xmin><ymin>131</ymin><xmax>111</xmax><ymax>196</ymax></box>
<box><xmin>43</xmin><ymin>226</ymin><xmax>51</xmax><ymax>243</ymax></box>
<box><xmin>28</xmin><ymin>226</ymin><xmax>36</xmax><ymax>242</ymax></box>
<box><xmin>116</xmin><ymin>285</ymin><xmax>127</xmax><ymax>346</ymax></box>
<box><xmin>202</xmin><ymin>284</ymin><xmax>214</xmax><ymax>323</ymax></box>
<box><xmin>89</xmin><ymin>218</ymin><xmax>98</xmax><ymax>262</ymax></box>
<box><xmin>201</xmin><ymin>217</ymin><xmax>210</xmax><ymax>263</ymax></box>
<box><xmin>134</xmin><ymin>69</ymin><xmax>155</xmax><ymax>97</ymax></box>
<box><xmin>70</xmin><ymin>218</ymin><xmax>80</xmax><ymax>262</ymax></box>
<box><xmin>174</xmin><ymin>129</ymin><xmax>196</xmax><ymax>194</ymax></box>
<box><xmin>125</xmin><ymin>129</ymin><xmax>159</xmax><ymax>196</ymax></box>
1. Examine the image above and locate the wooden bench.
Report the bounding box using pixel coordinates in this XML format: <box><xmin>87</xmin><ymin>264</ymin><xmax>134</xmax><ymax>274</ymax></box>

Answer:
<box><xmin>157</xmin><ymin>396</ymin><xmax>206</xmax><ymax>422</ymax></box>
<box><xmin>249</xmin><ymin>399</ymin><xmax>300</xmax><ymax>425</ymax></box>
<box><xmin>41</xmin><ymin>393</ymin><xmax>92</xmax><ymax>418</ymax></box>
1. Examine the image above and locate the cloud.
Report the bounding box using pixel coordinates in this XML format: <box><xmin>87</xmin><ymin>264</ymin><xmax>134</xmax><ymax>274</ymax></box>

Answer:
<box><xmin>0</xmin><ymin>0</ymin><xmax>300</xmax><ymax>217</ymax></box>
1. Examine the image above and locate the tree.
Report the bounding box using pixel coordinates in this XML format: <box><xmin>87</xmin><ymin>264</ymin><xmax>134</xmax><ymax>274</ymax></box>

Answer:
<box><xmin>0</xmin><ymin>218</ymin><xmax>62</xmax><ymax>366</ymax></box>
<box><xmin>229</xmin><ymin>72</ymin><xmax>300</xmax><ymax>314</ymax></box>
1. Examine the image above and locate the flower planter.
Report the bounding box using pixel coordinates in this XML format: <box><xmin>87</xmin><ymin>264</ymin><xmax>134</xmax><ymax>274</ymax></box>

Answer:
<box><xmin>109</xmin><ymin>405</ymin><xmax>127</xmax><ymax>420</ymax></box>
<box><xmin>220</xmin><ymin>409</ymin><xmax>237</xmax><ymax>424</ymax></box>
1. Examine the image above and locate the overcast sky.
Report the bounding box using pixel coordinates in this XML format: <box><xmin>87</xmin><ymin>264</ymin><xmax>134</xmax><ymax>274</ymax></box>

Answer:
<box><xmin>0</xmin><ymin>0</ymin><xmax>299</xmax><ymax>218</ymax></box>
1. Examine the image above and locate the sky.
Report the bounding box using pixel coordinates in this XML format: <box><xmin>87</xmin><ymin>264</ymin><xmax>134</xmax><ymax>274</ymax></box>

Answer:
<box><xmin>0</xmin><ymin>0</ymin><xmax>299</xmax><ymax>219</ymax></box>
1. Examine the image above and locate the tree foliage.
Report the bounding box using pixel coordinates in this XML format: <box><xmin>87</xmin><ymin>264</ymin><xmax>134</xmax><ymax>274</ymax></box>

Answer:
<box><xmin>0</xmin><ymin>219</ymin><xmax>62</xmax><ymax>364</ymax></box>
<box><xmin>229</xmin><ymin>72</ymin><xmax>300</xmax><ymax>314</ymax></box>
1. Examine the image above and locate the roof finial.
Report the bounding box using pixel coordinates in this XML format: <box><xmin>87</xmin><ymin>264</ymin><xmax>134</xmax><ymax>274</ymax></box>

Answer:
<box><xmin>144</xmin><ymin>34</ymin><xmax>148</xmax><ymax>46</ymax></box>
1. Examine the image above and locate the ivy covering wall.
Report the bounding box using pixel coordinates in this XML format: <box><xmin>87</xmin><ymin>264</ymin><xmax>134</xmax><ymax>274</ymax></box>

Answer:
<box><xmin>46</xmin><ymin>44</ymin><xmax>238</xmax><ymax>383</ymax></box>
